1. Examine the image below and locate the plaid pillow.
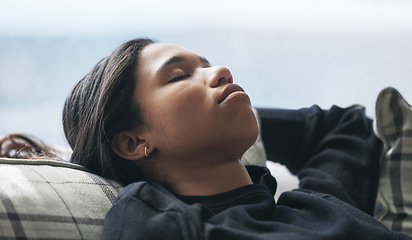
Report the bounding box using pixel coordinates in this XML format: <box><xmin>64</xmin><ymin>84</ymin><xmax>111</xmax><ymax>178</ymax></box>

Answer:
<box><xmin>374</xmin><ymin>87</ymin><xmax>412</xmax><ymax>236</ymax></box>
<box><xmin>0</xmin><ymin>157</ymin><xmax>123</xmax><ymax>240</ymax></box>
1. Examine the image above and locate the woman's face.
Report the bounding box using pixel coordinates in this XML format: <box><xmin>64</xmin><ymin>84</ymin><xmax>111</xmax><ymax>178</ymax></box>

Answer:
<box><xmin>134</xmin><ymin>43</ymin><xmax>259</xmax><ymax>161</ymax></box>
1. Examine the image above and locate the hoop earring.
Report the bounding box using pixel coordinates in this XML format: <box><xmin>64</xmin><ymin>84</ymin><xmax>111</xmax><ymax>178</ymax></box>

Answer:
<box><xmin>144</xmin><ymin>147</ymin><xmax>150</xmax><ymax>160</ymax></box>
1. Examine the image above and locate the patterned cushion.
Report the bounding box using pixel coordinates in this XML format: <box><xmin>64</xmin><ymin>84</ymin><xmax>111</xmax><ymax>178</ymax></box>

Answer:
<box><xmin>0</xmin><ymin>157</ymin><xmax>123</xmax><ymax>240</ymax></box>
<box><xmin>374</xmin><ymin>87</ymin><xmax>412</xmax><ymax>236</ymax></box>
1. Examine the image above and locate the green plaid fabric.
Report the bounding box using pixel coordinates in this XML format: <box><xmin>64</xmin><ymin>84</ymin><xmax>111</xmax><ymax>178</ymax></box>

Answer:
<box><xmin>0</xmin><ymin>158</ymin><xmax>123</xmax><ymax>240</ymax></box>
<box><xmin>374</xmin><ymin>87</ymin><xmax>412</xmax><ymax>236</ymax></box>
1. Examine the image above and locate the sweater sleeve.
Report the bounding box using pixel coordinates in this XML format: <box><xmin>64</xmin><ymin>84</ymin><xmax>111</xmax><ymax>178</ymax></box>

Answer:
<box><xmin>256</xmin><ymin>105</ymin><xmax>382</xmax><ymax>215</ymax></box>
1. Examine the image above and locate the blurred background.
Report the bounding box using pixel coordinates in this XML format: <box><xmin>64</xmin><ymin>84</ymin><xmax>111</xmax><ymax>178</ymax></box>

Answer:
<box><xmin>1</xmin><ymin>0</ymin><xmax>412</xmax><ymax>149</ymax></box>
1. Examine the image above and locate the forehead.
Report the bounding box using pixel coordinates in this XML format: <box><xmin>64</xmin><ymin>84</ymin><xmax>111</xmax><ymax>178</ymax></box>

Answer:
<box><xmin>139</xmin><ymin>43</ymin><xmax>196</xmax><ymax>67</ymax></box>
<box><xmin>136</xmin><ymin>43</ymin><xmax>204</xmax><ymax>81</ymax></box>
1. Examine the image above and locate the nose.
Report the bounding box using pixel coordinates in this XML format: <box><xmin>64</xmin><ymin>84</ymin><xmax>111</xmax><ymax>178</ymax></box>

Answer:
<box><xmin>205</xmin><ymin>66</ymin><xmax>233</xmax><ymax>88</ymax></box>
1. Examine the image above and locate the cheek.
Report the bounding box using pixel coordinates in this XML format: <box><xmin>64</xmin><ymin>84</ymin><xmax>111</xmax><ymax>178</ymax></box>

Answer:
<box><xmin>169</xmin><ymin>97</ymin><xmax>212</xmax><ymax>135</ymax></box>
<box><xmin>149</xmin><ymin>87</ymin><xmax>212</xmax><ymax>138</ymax></box>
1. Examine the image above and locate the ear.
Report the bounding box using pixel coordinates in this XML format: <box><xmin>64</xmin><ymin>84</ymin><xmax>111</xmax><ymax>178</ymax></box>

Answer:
<box><xmin>111</xmin><ymin>130</ymin><xmax>151</xmax><ymax>161</ymax></box>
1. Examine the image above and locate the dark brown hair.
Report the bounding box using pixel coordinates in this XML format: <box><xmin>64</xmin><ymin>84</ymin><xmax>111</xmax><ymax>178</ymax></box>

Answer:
<box><xmin>62</xmin><ymin>38</ymin><xmax>154</xmax><ymax>185</ymax></box>
<box><xmin>0</xmin><ymin>133</ymin><xmax>61</xmax><ymax>160</ymax></box>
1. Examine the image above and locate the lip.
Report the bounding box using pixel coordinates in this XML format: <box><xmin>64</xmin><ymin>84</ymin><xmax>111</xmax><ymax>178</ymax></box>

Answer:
<box><xmin>217</xmin><ymin>84</ymin><xmax>248</xmax><ymax>104</ymax></box>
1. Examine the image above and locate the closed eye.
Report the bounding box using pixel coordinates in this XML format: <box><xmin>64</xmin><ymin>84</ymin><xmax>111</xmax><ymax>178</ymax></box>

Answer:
<box><xmin>168</xmin><ymin>73</ymin><xmax>191</xmax><ymax>83</ymax></box>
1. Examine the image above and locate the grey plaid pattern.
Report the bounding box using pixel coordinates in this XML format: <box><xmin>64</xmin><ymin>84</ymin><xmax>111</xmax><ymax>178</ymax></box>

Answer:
<box><xmin>0</xmin><ymin>158</ymin><xmax>123</xmax><ymax>240</ymax></box>
<box><xmin>374</xmin><ymin>87</ymin><xmax>412</xmax><ymax>236</ymax></box>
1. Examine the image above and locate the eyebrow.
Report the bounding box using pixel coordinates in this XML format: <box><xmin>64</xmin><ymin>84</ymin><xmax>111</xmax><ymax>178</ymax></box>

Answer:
<box><xmin>157</xmin><ymin>56</ymin><xmax>210</xmax><ymax>74</ymax></box>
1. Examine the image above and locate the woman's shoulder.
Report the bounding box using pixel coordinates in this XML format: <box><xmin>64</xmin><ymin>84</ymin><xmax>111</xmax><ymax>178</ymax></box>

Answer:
<box><xmin>115</xmin><ymin>181</ymin><xmax>183</xmax><ymax>211</ymax></box>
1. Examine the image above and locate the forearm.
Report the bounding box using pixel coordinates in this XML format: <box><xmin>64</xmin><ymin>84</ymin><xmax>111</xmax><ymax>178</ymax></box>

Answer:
<box><xmin>256</xmin><ymin>107</ymin><xmax>310</xmax><ymax>173</ymax></box>
<box><xmin>257</xmin><ymin>105</ymin><xmax>382</xmax><ymax>214</ymax></box>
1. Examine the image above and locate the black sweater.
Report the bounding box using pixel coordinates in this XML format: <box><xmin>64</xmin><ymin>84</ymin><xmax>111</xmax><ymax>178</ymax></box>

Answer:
<box><xmin>102</xmin><ymin>105</ymin><xmax>411</xmax><ymax>239</ymax></box>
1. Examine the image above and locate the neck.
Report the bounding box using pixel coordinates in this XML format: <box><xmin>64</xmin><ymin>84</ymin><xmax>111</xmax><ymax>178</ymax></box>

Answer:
<box><xmin>156</xmin><ymin>158</ymin><xmax>253</xmax><ymax>196</ymax></box>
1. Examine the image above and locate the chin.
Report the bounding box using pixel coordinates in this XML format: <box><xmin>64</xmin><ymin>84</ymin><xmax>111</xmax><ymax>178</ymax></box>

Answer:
<box><xmin>212</xmin><ymin>105</ymin><xmax>260</xmax><ymax>156</ymax></box>
<box><xmin>233</xmin><ymin>111</ymin><xmax>260</xmax><ymax>156</ymax></box>
<box><xmin>243</xmin><ymin>121</ymin><xmax>260</xmax><ymax>153</ymax></box>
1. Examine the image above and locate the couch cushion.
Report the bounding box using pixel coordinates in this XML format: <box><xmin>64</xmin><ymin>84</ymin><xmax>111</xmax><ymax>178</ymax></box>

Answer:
<box><xmin>0</xmin><ymin>157</ymin><xmax>123</xmax><ymax>240</ymax></box>
<box><xmin>374</xmin><ymin>87</ymin><xmax>412</xmax><ymax>236</ymax></box>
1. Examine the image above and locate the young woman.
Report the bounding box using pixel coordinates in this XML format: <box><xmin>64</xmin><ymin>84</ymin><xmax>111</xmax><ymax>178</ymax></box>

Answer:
<box><xmin>3</xmin><ymin>38</ymin><xmax>411</xmax><ymax>239</ymax></box>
